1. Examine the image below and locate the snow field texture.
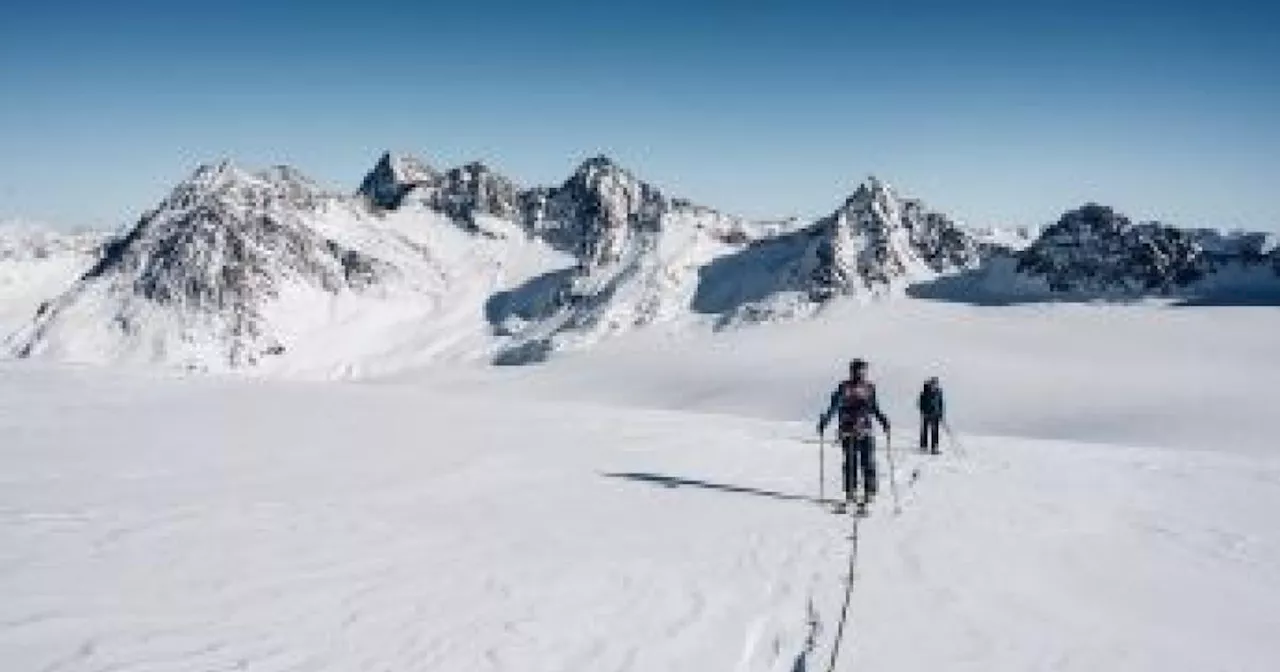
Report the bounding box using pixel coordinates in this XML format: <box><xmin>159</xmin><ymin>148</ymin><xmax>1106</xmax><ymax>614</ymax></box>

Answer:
<box><xmin>2</xmin><ymin>297</ymin><xmax>1279</xmax><ymax>671</ymax></box>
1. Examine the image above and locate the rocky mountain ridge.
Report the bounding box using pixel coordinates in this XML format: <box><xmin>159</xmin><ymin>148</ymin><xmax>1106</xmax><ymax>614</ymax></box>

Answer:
<box><xmin>1012</xmin><ymin>203</ymin><xmax>1279</xmax><ymax>296</ymax></box>
<box><xmin>4</xmin><ymin>153</ymin><xmax>1276</xmax><ymax>373</ymax></box>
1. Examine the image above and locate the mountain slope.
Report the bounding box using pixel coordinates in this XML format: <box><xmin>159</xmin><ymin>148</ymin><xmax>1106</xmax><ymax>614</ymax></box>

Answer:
<box><xmin>9</xmin><ymin>162</ymin><xmax>568</xmax><ymax>372</ymax></box>
<box><xmin>487</xmin><ymin>157</ymin><xmax>756</xmax><ymax>362</ymax></box>
<box><xmin>493</xmin><ymin>173</ymin><xmax>988</xmax><ymax>362</ymax></box>
<box><xmin>691</xmin><ymin>177</ymin><xmax>983</xmax><ymax>324</ymax></box>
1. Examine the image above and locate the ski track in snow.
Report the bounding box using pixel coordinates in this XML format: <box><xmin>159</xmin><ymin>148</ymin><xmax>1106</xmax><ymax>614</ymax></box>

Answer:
<box><xmin>1</xmin><ymin>363</ymin><xmax>1279</xmax><ymax>671</ymax></box>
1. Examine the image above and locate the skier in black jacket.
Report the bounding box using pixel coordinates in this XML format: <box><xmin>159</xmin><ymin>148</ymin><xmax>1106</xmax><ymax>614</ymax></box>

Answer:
<box><xmin>918</xmin><ymin>377</ymin><xmax>944</xmax><ymax>455</ymax></box>
<box><xmin>817</xmin><ymin>359</ymin><xmax>891</xmax><ymax>507</ymax></box>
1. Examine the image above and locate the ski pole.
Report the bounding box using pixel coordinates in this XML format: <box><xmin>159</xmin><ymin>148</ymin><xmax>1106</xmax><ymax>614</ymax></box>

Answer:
<box><xmin>819</xmin><ymin>432</ymin><xmax>826</xmax><ymax>503</ymax></box>
<box><xmin>885</xmin><ymin>430</ymin><xmax>902</xmax><ymax>515</ymax></box>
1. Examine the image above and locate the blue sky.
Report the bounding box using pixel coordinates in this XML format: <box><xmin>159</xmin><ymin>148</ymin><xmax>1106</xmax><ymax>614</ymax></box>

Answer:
<box><xmin>1</xmin><ymin>0</ymin><xmax>1278</xmax><ymax>231</ymax></box>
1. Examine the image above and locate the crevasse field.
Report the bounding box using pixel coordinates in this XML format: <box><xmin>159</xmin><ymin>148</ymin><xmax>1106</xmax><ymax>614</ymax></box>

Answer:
<box><xmin>2</xmin><ymin>300</ymin><xmax>1278</xmax><ymax>671</ymax></box>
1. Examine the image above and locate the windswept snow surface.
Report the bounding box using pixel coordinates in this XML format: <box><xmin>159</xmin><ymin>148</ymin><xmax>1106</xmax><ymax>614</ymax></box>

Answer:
<box><xmin>2</xmin><ymin>301</ymin><xmax>1279</xmax><ymax>671</ymax></box>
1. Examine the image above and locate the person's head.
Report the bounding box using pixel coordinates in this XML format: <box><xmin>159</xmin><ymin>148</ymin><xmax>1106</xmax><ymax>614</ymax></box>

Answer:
<box><xmin>848</xmin><ymin>359</ymin><xmax>868</xmax><ymax>381</ymax></box>
<box><xmin>927</xmin><ymin>376</ymin><xmax>939</xmax><ymax>387</ymax></box>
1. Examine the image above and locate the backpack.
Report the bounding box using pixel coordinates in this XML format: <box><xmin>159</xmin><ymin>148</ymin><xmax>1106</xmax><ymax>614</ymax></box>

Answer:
<box><xmin>838</xmin><ymin>380</ymin><xmax>876</xmax><ymax>438</ymax></box>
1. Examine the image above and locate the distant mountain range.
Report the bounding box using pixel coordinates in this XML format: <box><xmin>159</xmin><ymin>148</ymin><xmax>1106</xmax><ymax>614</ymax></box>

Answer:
<box><xmin>2</xmin><ymin>153</ymin><xmax>1276</xmax><ymax>374</ymax></box>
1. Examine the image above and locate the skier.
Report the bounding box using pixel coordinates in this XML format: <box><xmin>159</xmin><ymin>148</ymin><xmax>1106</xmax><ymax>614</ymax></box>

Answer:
<box><xmin>817</xmin><ymin>359</ymin><xmax>891</xmax><ymax>512</ymax></box>
<box><xmin>918</xmin><ymin>377</ymin><xmax>944</xmax><ymax>455</ymax></box>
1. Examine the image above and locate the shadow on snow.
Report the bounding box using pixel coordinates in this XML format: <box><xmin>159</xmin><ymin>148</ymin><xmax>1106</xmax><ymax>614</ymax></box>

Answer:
<box><xmin>602</xmin><ymin>471</ymin><xmax>817</xmax><ymax>504</ymax></box>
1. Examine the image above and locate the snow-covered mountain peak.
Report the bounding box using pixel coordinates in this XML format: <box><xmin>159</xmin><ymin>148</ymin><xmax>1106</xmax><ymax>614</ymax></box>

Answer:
<box><xmin>159</xmin><ymin>160</ymin><xmax>331</xmax><ymax>216</ymax></box>
<box><xmin>458</xmin><ymin>159</ymin><xmax>494</xmax><ymax>174</ymax></box>
<box><xmin>432</xmin><ymin>161</ymin><xmax>522</xmax><ymax>225</ymax></box>
<box><xmin>488</xmin><ymin>158</ymin><xmax>757</xmax><ymax>362</ymax></box>
<box><xmin>357</xmin><ymin>151</ymin><xmax>440</xmax><ymax>209</ymax></box>
<box><xmin>378</xmin><ymin>151</ymin><xmax>436</xmax><ymax>184</ymax></box>
<box><xmin>848</xmin><ymin>173</ymin><xmax>893</xmax><ymax>200</ymax></box>
<box><xmin>795</xmin><ymin>178</ymin><xmax>981</xmax><ymax>300</ymax></box>
<box><xmin>831</xmin><ymin>175</ymin><xmax>906</xmax><ymax>229</ymax></box>
<box><xmin>525</xmin><ymin>156</ymin><xmax>668</xmax><ymax>267</ymax></box>
<box><xmin>573</xmin><ymin>154</ymin><xmax>626</xmax><ymax>176</ymax></box>
<box><xmin>354</xmin><ymin>152</ymin><xmax>524</xmax><ymax>229</ymax></box>
<box><xmin>1012</xmin><ymin>204</ymin><xmax>1217</xmax><ymax>295</ymax></box>
<box><xmin>566</xmin><ymin>155</ymin><xmax>663</xmax><ymax>201</ymax></box>
<box><xmin>1044</xmin><ymin>202</ymin><xmax>1127</xmax><ymax>239</ymax></box>
<box><xmin>176</xmin><ymin>159</ymin><xmax>251</xmax><ymax>195</ymax></box>
<box><xmin>255</xmin><ymin>164</ymin><xmax>325</xmax><ymax>194</ymax></box>
<box><xmin>9</xmin><ymin>158</ymin><xmax>412</xmax><ymax>368</ymax></box>
<box><xmin>560</xmin><ymin>156</ymin><xmax>662</xmax><ymax>217</ymax></box>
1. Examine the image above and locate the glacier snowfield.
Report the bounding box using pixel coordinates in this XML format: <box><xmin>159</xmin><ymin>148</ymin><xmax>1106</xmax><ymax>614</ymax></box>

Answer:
<box><xmin>2</xmin><ymin>300</ymin><xmax>1278</xmax><ymax>671</ymax></box>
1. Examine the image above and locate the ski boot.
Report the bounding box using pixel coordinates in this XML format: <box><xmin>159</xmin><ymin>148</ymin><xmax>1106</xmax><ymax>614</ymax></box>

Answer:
<box><xmin>833</xmin><ymin>491</ymin><xmax>857</xmax><ymax>514</ymax></box>
<box><xmin>856</xmin><ymin>492</ymin><xmax>875</xmax><ymax>516</ymax></box>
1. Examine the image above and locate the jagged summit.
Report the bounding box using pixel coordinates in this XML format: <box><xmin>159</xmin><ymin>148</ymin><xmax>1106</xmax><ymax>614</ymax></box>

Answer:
<box><xmin>804</xmin><ymin>177</ymin><xmax>981</xmax><ymax>297</ymax></box>
<box><xmin>570</xmin><ymin>154</ymin><xmax>657</xmax><ymax>181</ymax></box>
<box><xmin>434</xmin><ymin>161</ymin><xmax>521</xmax><ymax>225</ymax></box>
<box><xmin>830</xmin><ymin>176</ymin><xmax>912</xmax><ymax>222</ymax></box>
<box><xmin>527</xmin><ymin>155</ymin><xmax>668</xmax><ymax>263</ymax></box>
<box><xmin>165</xmin><ymin>159</ymin><xmax>249</xmax><ymax>202</ymax></box>
<box><xmin>356</xmin><ymin>152</ymin><xmax>524</xmax><ymax>229</ymax></box>
<box><xmin>576</xmin><ymin>154</ymin><xmax>620</xmax><ymax>171</ymax></box>
<box><xmin>558</xmin><ymin>154</ymin><xmax>653</xmax><ymax>200</ymax></box>
<box><xmin>564</xmin><ymin>154</ymin><xmax>652</xmax><ymax>192</ymax></box>
<box><xmin>160</xmin><ymin>160</ymin><xmax>331</xmax><ymax>215</ymax></box>
<box><xmin>357</xmin><ymin>151</ymin><xmax>440</xmax><ymax>209</ymax></box>
<box><xmin>354</xmin><ymin>150</ymin><xmax>722</xmax><ymax>253</ymax></box>
<box><xmin>256</xmin><ymin>164</ymin><xmax>326</xmax><ymax>197</ymax></box>
<box><xmin>845</xmin><ymin>174</ymin><xmax>891</xmax><ymax>202</ymax></box>
<box><xmin>1015</xmin><ymin>203</ymin><xmax>1210</xmax><ymax>294</ymax></box>
<box><xmin>487</xmin><ymin>157</ymin><xmax>753</xmax><ymax>363</ymax></box>
<box><xmin>187</xmin><ymin>158</ymin><xmax>239</xmax><ymax>181</ymax></box>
